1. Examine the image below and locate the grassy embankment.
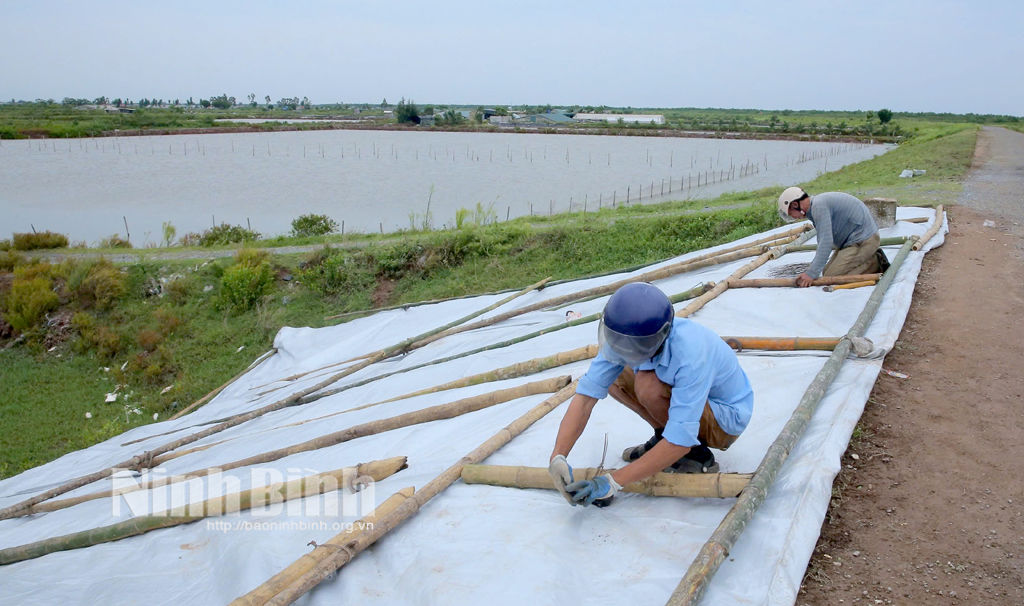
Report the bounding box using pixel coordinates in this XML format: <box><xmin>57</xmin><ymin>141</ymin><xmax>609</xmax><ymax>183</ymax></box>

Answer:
<box><xmin>0</xmin><ymin>124</ymin><xmax>978</xmax><ymax>480</ymax></box>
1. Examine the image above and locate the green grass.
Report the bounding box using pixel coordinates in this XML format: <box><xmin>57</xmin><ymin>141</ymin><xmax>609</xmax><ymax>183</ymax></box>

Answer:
<box><xmin>0</xmin><ymin>123</ymin><xmax>982</xmax><ymax>480</ymax></box>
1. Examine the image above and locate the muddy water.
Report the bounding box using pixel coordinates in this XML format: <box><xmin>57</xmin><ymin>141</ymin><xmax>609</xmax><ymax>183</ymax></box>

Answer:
<box><xmin>0</xmin><ymin>131</ymin><xmax>890</xmax><ymax>245</ymax></box>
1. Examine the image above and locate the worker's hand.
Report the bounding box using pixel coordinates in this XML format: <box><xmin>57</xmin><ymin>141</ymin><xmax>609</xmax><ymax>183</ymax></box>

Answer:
<box><xmin>548</xmin><ymin>455</ymin><xmax>576</xmax><ymax>505</ymax></box>
<box><xmin>795</xmin><ymin>273</ymin><xmax>814</xmax><ymax>288</ymax></box>
<box><xmin>565</xmin><ymin>473</ymin><xmax>622</xmax><ymax>507</ymax></box>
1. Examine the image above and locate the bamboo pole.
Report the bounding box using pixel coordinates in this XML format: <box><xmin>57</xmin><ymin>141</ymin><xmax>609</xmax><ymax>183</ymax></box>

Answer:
<box><xmin>785</xmin><ymin>235</ymin><xmax>907</xmax><ymax>252</ymax></box>
<box><xmin>674</xmin><ymin>229</ymin><xmax>816</xmax><ymax>320</ymax></box>
<box><xmin>666</xmin><ymin>238</ymin><xmax>918</xmax><ymax>606</ymax></box>
<box><xmin>461</xmin><ymin>465</ymin><xmax>752</xmax><ymax>498</ymax></box>
<box><xmin>727</xmin><ymin>274</ymin><xmax>880</xmax><ymax>288</ymax></box>
<box><xmin>722</xmin><ymin>337</ymin><xmax>840</xmax><ymax>351</ymax></box>
<box><xmin>291</xmin><ymin>345</ymin><xmax>599</xmax><ymax>426</ymax></box>
<box><xmin>23</xmin><ymin>377</ymin><xmax>571</xmax><ymax>517</ymax></box>
<box><xmin>901</xmin><ymin>216</ymin><xmax>929</xmax><ymax>223</ymax></box>
<box><xmin>298</xmin><ymin>282</ymin><xmax>710</xmax><ymax>407</ymax></box>
<box><xmin>164</xmin><ymin>349</ymin><xmax>277</xmax><ymax>422</ymax></box>
<box><xmin>258</xmin><ymin>381</ymin><xmax>579</xmax><ymax>606</ymax></box>
<box><xmin>0</xmin><ymin>458</ymin><xmax>407</xmax><ymax>565</ymax></box>
<box><xmin>323</xmin><ymin>228</ymin><xmax>800</xmax><ymax>323</ymax></box>
<box><xmin>230</xmin><ymin>487</ymin><xmax>416</xmax><ymax>606</ymax></box>
<box><xmin>386</xmin><ymin>239</ymin><xmax>799</xmax><ymax>356</ymax></box>
<box><xmin>912</xmin><ymin>205</ymin><xmax>944</xmax><ymax>251</ymax></box>
<box><xmin>302</xmin><ymin>276</ymin><xmax>553</xmax><ymax>377</ymax></box>
<box><xmin>825</xmin><ymin>280</ymin><xmax>877</xmax><ymax>291</ymax></box>
<box><xmin>151</xmin><ymin>375</ymin><xmax>570</xmax><ymax>468</ymax></box>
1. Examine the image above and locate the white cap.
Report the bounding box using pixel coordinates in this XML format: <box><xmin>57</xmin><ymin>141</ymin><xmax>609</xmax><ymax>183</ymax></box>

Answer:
<box><xmin>777</xmin><ymin>187</ymin><xmax>807</xmax><ymax>223</ymax></box>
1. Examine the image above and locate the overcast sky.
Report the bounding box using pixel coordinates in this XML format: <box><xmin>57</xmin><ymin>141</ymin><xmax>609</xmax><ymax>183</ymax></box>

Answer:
<box><xmin>2</xmin><ymin>1</ymin><xmax>1021</xmax><ymax>115</ymax></box>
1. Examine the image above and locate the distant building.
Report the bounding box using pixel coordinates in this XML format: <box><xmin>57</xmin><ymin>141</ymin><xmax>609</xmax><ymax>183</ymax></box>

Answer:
<box><xmin>488</xmin><ymin>115</ymin><xmax>512</xmax><ymax>124</ymax></box>
<box><xmin>574</xmin><ymin>113</ymin><xmax>665</xmax><ymax>125</ymax></box>
<box><xmin>524</xmin><ymin>112</ymin><xmax>574</xmax><ymax>124</ymax></box>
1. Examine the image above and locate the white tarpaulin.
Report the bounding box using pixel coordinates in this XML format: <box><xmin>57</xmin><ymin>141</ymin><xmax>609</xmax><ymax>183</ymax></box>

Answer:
<box><xmin>0</xmin><ymin>207</ymin><xmax>947</xmax><ymax>606</ymax></box>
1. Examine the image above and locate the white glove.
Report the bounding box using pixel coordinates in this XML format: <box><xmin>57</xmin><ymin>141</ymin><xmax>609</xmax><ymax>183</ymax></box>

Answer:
<box><xmin>548</xmin><ymin>455</ymin><xmax>575</xmax><ymax>505</ymax></box>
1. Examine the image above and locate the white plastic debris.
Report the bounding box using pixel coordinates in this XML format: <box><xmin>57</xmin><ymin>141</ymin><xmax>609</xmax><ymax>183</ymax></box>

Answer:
<box><xmin>104</xmin><ymin>393</ymin><xmax>118</xmax><ymax>403</ymax></box>
<box><xmin>47</xmin><ymin>346</ymin><xmax>57</xmax><ymax>352</ymax></box>
<box><xmin>899</xmin><ymin>169</ymin><xmax>914</xmax><ymax>178</ymax></box>
<box><xmin>236</xmin><ymin>345</ymin><xmax>246</xmax><ymax>353</ymax></box>
<box><xmin>564</xmin><ymin>311</ymin><xmax>583</xmax><ymax>321</ymax></box>
<box><xmin>912</xmin><ymin>169</ymin><xmax>926</xmax><ymax>176</ymax></box>
<box><xmin>152</xmin><ymin>413</ymin><xmax>159</xmax><ymax>421</ymax></box>
<box><xmin>983</xmin><ymin>220</ymin><xmax>996</xmax><ymax>228</ymax></box>
<box><xmin>102</xmin><ymin>367</ymin><xmax>110</xmax><ymax>373</ymax></box>
<box><xmin>120</xmin><ymin>360</ymin><xmax>129</xmax><ymax>371</ymax></box>
<box><xmin>84</xmin><ymin>412</ymin><xmax>92</xmax><ymax>419</ymax></box>
<box><xmin>160</xmin><ymin>385</ymin><xmax>174</xmax><ymax>395</ymax></box>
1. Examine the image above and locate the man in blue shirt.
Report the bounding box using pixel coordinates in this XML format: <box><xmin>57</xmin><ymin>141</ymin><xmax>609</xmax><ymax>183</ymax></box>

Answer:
<box><xmin>548</xmin><ymin>283</ymin><xmax>754</xmax><ymax>507</ymax></box>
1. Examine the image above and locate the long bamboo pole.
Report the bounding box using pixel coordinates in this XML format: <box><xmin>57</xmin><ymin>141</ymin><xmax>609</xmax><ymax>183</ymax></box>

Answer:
<box><xmin>727</xmin><ymin>274</ymin><xmax>880</xmax><ymax>289</ymax></box>
<box><xmin>0</xmin><ymin>458</ymin><xmax>407</xmax><ymax>566</ymax></box>
<box><xmin>825</xmin><ymin>280</ymin><xmax>876</xmax><ymax>291</ymax></box>
<box><xmin>150</xmin><ymin>375</ymin><xmax>570</xmax><ymax>468</ymax></box>
<box><xmin>164</xmin><ymin>348</ymin><xmax>277</xmax><ymax>422</ymax></box>
<box><xmin>288</xmin><ymin>345</ymin><xmax>599</xmax><ymax>426</ymax></box>
<box><xmin>674</xmin><ymin>229</ymin><xmax>817</xmax><ymax>320</ymax></box>
<box><xmin>258</xmin><ymin>381</ymin><xmax>579</xmax><ymax>606</ymax></box>
<box><xmin>722</xmin><ymin>337</ymin><xmax>840</xmax><ymax>352</ymax></box>
<box><xmin>386</xmin><ymin>227</ymin><xmax>808</xmax><ymax>358</ymax></box>
<box><xmin>230</xmin><ymin>486</ymin><xmax>416</xmax><ymax>606</ymax></box>
<box><xmin>293</xmin><ymin>276</ymin><xmax>553</xmax><ymax>381</ymax></box>
<box><xmin>785</xmin><ymin>235</ymin><xmax>908</xmax><ymax>252</ymax></box>
<box><xmin>912</xmin><ymin>205</ymin><xmax>944</xmax><ymax>251</ymax></box>
<box><xmin>297</xmin><ymin>281</ymin><xmax>711</xmax><ymax>407</ymax></box>
<box><xmin>461</xmin><ymin>465</ymin><xmax>752</xmax><ymax>498</ymax></box>
<box><xmin>21</xmin><ymin>377</ymin><xmax>571</xmax><ymax>518</ymax></box>
<box><xmin>666</xmin><ymin>237</ymin><xmax>918</xmax><ymax>606</ymax></box>
<box><xmin>321</xmin><ymin>228</ymin><xmax>804</xmax><ymax>322</ymax></box>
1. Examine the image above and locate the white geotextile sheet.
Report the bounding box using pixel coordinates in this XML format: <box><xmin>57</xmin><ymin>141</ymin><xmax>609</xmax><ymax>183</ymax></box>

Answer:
<box><xmin>0</xmin><ymin>207</ymin><xmax>947</xmax><ymax>606</ymax></box>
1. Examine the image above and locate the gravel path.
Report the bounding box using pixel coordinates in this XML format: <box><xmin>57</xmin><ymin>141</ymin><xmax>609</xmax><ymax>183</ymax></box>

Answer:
<box><xmin>958</xmin><ymin>126</ymin><xmax>1024</xmax><ymax>242</ymax></box>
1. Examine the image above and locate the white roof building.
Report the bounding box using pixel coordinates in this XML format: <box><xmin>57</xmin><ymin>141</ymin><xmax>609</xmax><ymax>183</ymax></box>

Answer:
<box><xmin>574</xmin><ymin>113</ymin><xmax>665</xmax><ymax>125</ymax></box>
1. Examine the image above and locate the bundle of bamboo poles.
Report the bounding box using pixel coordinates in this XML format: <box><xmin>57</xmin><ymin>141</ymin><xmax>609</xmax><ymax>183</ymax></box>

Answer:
<box><xmin>666</xmin><ymin>238</ymin><xmax>919</xmax><ymax>606</ymax></box>
<box><xmin>0</xmin><ymin>457</ymin><xmax>407</xmax><ymax>566</ymax></box>
<box><xmin>18</xmin><ymin>376</ymin><xmax>571</xmax><ymax>518</ymax></box>
<box><xmin>461</xmin><ymin>465</ymin><xmax>752</xmax><ymax>499</ymax></box>
<box><xmin>230</xmin><ymin>381</ymin><xmax>579</xmax><ymax>606</ymax></box>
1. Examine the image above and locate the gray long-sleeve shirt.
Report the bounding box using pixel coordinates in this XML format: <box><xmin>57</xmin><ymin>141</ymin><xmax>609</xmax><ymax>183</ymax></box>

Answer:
<box><xmin>805</xmin><ymin>192</ymin><xmax>878</xmax><ymax>278</ymax></box>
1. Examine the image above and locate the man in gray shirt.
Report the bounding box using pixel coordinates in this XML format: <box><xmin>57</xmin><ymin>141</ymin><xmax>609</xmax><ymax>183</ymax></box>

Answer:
<box><xmin>777</xmin><ymin>187</ymin><xmax>882</xmax><ymax>287</ymax></box>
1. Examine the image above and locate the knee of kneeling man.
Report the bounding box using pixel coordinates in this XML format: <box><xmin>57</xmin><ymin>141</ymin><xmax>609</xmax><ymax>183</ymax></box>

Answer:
<box><xmin>634</xmin><ymin>374</ymin><xmax>668</xmax><ymax>405</ymax></box>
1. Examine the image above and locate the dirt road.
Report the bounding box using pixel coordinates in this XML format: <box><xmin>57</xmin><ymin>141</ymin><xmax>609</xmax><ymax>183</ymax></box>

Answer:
<box><xmin>800</xmin><ymin>127</ymin><xmax>1024</xmax><ymax>605</ymax></box>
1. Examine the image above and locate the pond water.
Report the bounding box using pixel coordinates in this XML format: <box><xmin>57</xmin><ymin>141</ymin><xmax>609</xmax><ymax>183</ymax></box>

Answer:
<box><xmin>0</xmin><ymin>130</ymin><xmax>891</xmax><ymax>245</ymax></box>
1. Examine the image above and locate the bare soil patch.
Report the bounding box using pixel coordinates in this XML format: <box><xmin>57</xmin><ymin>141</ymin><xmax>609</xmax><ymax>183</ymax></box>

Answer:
<box><xmin>800</xmin><ymin>128</ymin><xmax>1024</xmax><ymax>605</ymax></box>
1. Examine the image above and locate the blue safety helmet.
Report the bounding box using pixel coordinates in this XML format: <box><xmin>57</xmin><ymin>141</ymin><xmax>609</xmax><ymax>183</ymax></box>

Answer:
<box><xmin>598</xmin><ymin>283</ymin><xmax>674</xmax><ymax>366</ymax></box>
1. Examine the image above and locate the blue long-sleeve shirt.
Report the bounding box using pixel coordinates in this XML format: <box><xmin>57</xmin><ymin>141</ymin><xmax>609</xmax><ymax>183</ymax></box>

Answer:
<box><xmin>577</xmin><ymin>318</ymin><xmax>754</xmax><ymax>447</ymax></box>
<box><xmin>805</xmin><ymin>192</ymin><xmax>879</xmax><ymax>278</ymax></box>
